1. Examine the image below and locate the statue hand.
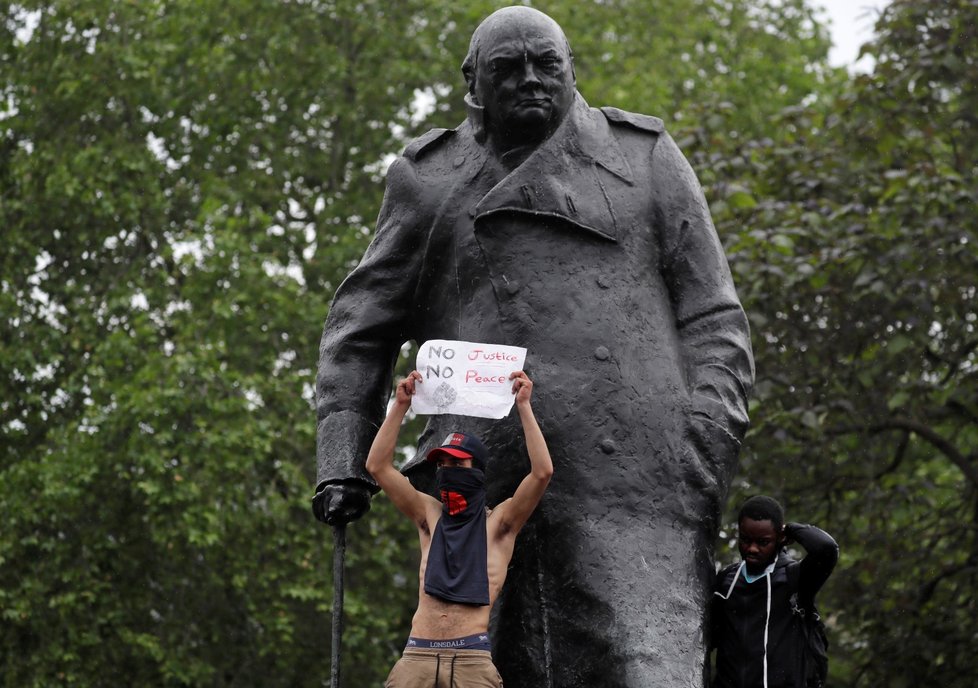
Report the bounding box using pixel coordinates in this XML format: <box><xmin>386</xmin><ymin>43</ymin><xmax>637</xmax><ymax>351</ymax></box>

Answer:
<box><xmin>684</xmin><ymin>413</ymin><xmax>743</xmax><ymax>509</ymax></box>
<box><xmin>312</xmin><ymin>481</ymin><xmax>372</xmax><ymax>526</ymax></box>
<box><xmin>688</xmin><ymin>414</ymin><xmax>740</xmax><ymax>475</ymax></box>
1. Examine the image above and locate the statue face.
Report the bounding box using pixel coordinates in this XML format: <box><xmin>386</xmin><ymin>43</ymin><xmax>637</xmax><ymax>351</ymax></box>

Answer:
<box><xmin>473</xmin><ymin>15</ymin><xmax>575</xmax><ymax>146</ymax></box>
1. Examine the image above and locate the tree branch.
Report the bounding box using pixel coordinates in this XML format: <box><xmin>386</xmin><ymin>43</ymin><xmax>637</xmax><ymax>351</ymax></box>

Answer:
<box><xmin>917</xmin><ymin>557</ymin><xmax>977</xmax><ymax>606</ymax></box>
<box><xmin>933</xmin><ymin>338</ymin><xmax>978</xmax><ymax>385</ymax></box>
<box><xmin>826</xmin><ymin>416</ymin><xmax>978</xmax><ymax>488</ymax></box>
<box><xmin>874</xmin><ymin>430</ymin><xmax>910</xmax><ymax>480</ymax></box>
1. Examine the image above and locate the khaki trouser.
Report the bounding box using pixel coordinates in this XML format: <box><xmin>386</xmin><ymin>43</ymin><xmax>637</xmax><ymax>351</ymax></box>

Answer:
<box><xmin>385</xmin><ymin>648</ymin><xmax>503</xmax><ymax>687</ymax></box>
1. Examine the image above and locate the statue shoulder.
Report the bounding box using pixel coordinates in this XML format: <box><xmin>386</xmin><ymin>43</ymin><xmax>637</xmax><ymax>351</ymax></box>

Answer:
<box><xmin>402</xmin><ymin>127</ymin><xmax>457</xmax><ymax>162</ymax></box>
<box><xmin>599</xmin><ymin>106</ymin><xmax>665</xmax><ymax>135</ymax></box>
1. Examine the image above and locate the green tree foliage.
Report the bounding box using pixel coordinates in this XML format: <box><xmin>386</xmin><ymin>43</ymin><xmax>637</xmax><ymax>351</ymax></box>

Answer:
<box><xmin>0</xmin><ymin>0</ymin><xmax>851</xmax><ymax>685</ymax></box>
<box><xmin>694</xmin><ymin>2</ymin><xmax>977</xmax><ymax>685</ymax></box>
<box><xmin>0</xmin><ymin>1</ymin><xmax>471</xmax><ymax>684</ymax></box>
<box><xmin>551</xmin><ymin>0</ymin><xmax>841</xmax><ymax>138</ymax></box>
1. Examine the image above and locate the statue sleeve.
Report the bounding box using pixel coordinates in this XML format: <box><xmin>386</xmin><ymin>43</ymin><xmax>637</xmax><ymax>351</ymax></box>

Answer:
<box><xmin>652</xmin><ymin>132</ymin><xmax>755</xmax><ymax>476</ymax></box>
<box><xmin>314</xmin><ymin>156</ymin><xmax>428</xmax><ymax>492</ymax></box>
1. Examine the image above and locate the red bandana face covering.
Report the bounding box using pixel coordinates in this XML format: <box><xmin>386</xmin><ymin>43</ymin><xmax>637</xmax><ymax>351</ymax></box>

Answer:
<box><xmin>440</xmin><ymin>488</ymin><xmax>469</xmax><ymax>516</ymax></box>
<box><xmin>424</xmin><ymin>467</ymin><xmax>490</xmax><ymax>606</ymax></box>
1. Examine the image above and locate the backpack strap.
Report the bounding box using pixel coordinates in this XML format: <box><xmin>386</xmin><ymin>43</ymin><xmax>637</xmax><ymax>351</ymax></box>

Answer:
<box><xmin>787</xmin><ymin>560</ymin><xmax>820</xmax><ymax>616</ymax></box>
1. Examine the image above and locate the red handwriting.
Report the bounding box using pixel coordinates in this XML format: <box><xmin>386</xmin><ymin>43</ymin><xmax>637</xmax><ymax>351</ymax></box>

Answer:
<box><xmin>467</xmin><ymin>348</ymin><xmax>519</xmax><ymax>362</ymax></box>
<box><xmin>465</xmin><ymin>370</ymin><xmax>508</xmax><ymax>384</ymax></box>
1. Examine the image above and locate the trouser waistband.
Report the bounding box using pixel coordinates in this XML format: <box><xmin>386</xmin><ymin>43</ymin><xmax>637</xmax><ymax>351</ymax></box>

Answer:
<box><xmin>406</xmin><ymin>633</ymin><xmax>492</xmax><ymax>652</ymax></box>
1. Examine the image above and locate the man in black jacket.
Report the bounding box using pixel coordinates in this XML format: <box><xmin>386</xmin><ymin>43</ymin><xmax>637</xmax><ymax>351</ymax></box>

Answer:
<box><xmin>711</xmin><ymin>496</ymin><xmax>840</xmax><ymax>688</ymax></box>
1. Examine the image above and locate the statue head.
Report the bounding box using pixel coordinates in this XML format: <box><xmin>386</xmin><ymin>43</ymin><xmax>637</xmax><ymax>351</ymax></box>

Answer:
<box><xmin>462</xmin><ymin>7</ymin><xmax>576</xmax><ymax>150</ymax></box>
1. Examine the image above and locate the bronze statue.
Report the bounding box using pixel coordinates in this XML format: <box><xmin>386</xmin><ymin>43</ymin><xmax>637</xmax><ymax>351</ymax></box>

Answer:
<box><xmin>313</xmin><ymin>7</ymin><xmax>754</xmax><ymax>686</ymax></box>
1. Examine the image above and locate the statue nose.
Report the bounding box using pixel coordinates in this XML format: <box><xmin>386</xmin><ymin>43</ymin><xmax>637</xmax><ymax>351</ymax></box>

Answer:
<box><xmin>519</xmin><ymin>63</ymin><xmax>542</xmax><ymax>85</ymax></box>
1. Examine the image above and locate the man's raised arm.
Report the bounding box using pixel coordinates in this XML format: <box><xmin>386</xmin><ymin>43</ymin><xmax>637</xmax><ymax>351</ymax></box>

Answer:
<box><xmin>364</xmin><ymin>371</ymin><xmax>435</xmax><ymax>527</ymax></box>
<box><xmin>497</xmin><ymin>371</ymin><xmax>554</xmax><ymax>535</ymax></box>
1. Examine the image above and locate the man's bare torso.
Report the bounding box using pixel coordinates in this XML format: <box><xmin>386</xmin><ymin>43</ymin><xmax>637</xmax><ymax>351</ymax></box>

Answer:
<box><xmin>410</xmin><ymin>498</ymin><xmax>518</xmax><ymax>638</ymax></box>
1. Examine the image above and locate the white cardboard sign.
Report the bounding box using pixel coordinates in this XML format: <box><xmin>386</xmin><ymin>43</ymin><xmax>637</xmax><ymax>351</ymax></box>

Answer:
<box><xmin>412</xmin><ymin>339</ymin><xmax>527</xmax><ymax>419</ymax></box>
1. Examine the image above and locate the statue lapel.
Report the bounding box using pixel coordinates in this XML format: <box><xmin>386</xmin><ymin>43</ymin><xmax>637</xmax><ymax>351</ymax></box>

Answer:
<box><xmin>473</xmin><ymin>94</ymin><xmax>634</xmax><ymax>243</ymax></box>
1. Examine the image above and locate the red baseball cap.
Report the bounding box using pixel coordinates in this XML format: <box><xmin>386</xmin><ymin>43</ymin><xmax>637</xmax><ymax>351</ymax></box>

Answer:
<box><xmin>426</xmin><ymin>432</ymin><xmax>489</xmax><ymax>472</ymax></box>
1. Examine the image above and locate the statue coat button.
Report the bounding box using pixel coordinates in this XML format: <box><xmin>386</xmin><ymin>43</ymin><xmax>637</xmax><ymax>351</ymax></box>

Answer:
<box><xmin>600</xmin><ymin>439</ymin><xmax>617</xmax><ymax>454</ymax></box>
<box><xmin>506</xmin><ymin>281</ymin><xmax>520</xmax><ymax>296</ymax></box>
<box><xmin>594</xmin><ymin>346</ymin><xmax>610</xmax><ymax>360</ymax></box>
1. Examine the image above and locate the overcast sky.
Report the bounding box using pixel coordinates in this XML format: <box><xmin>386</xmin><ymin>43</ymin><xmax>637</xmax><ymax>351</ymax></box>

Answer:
<box><xmin>816</xmin><ymin>0</ymin><xmax>891</xmax><ymax>70</ymax></box>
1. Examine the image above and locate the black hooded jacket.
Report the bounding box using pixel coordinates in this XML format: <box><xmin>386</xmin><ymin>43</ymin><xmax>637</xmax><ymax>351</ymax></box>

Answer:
<box><xmin>711</xmin><ymin>523</ymin><xmax>839</xmax><ymax>688</ymax></box>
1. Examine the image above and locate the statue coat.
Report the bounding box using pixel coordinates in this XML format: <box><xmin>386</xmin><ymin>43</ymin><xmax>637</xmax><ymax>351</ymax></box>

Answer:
<box><xmin>316</xmin><ymin>93</ymin><xmax>754</xmax><ymax>687</ymax></box>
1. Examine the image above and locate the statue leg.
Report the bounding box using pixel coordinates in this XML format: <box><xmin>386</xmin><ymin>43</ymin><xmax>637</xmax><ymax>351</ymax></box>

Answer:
<box><xmin>492</xmin><ymin>502</ymin><xmax>714</xmax><ymax>688</ymax></box>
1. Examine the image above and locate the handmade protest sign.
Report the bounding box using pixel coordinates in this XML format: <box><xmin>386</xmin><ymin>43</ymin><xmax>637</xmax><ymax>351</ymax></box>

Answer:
<box><xmin>413</xmin><ymin>340</ymin><xmax>528</xmax><ymax>419</ymax></box>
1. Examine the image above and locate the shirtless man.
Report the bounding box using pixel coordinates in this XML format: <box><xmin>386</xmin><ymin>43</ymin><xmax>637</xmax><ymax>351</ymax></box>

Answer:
<box><xmin>366</xmin><ymin>369</ymin><xmax>553</xmax><ymax>687</ymax></box>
